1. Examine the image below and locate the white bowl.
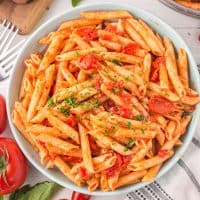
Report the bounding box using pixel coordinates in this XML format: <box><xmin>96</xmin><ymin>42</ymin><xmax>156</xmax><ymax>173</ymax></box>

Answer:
<box><xmin>7</xmin><ymin>3</ymin><xmax>200</xmax><ymax>196</ymax></box>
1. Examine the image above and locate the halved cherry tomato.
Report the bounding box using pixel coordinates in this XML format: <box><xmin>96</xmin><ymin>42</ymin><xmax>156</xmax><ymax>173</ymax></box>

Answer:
<box><xmin>148</xmin><ymin>95</ymin><xmax>175</xmax><ymax>115</ymax></box>
<box><xmin>79</xmin><ymin>54</ymin><xmax>99</xmax><ymax>70</ymax></box>
<box><xmin>0</xmin><ymin>95</ymin><xmax>6</xmax><ymax>134</ymax></box>
<box><xmin>104</xmin><ymin>154</ymin><xmax>131</xmax><ymax>178</ymax></box>
<box><xmin>66</xmin><ymin>114</ymin><xmax>77</xmax><ymax>128</ymax></box>
<box><xmin>110</xmin><ymin>106</ymin><xmax>131</xmax><ymax>118</ymax></box>
<box><xmin>71</xmin><ymin>191</ymin><xmax>91</xmax><ymax>200</ymax></box>
<box><xmin>88</xmin><ymin>136</ymin><xmax>100</xmax><ymax>155</ymax></box>
<box><xmin>0</xmin><ymin>138</ymin><xmax>27</xmax><ymax>195</ymax></box>
<box><xmin>158</xmin><ymin>149</ymin><xmax>168</xmax><ymax>158</ymax></box>
<box><xmin>121</xmin><ymin>43</ymin><xmax>140</xmax><ymax>55</ymax></box>
<box><xmin>76</xmin><ymin>27</ymin><xmax>98</xmax><ymax>41</ymax></box>
<box><xmin>150</xmin><ymin>57</ymin><xmax>165</xmax><ymax>82</ymax></box>
<box><xmin>77</xmin><ymin>167</ymin><xmax>91</xmax><ymax>180</ymax></box>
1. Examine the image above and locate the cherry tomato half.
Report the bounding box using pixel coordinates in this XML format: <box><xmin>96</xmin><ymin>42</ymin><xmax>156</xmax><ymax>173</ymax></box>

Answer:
<box><xmin>76</xmin><ymin>27</ymin><xmax>98</xmax><ymax>42</ymax></box>
<box><xmin>66</xmin><ymin>115</ymin><xmax>77</xmax><ymax>128</ymax></box>
<box><xmin>0</xmin><ymin>95</ymin><xmax>6</xmax><ymax>134</ymax></box>
<box><xmin>0</xmin><ymin>138</ymin><xmax>27</xmax><ymax>195</ymax></box>
<box><xmin>79</xmin><ymin>54</ymin><xmax>99</xmax><ymax>70</ymax></box>
<box><xmin>148</xmin><ymin>95</ymin><xmax>175</xmax><ymax>115</ymax></box>
<box><xmin>71</xmin><ymin>191</ymin><xmax>91</xmax><ymax>200</ymax></box>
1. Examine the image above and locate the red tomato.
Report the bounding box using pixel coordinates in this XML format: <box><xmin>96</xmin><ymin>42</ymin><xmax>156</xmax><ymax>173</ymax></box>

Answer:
<box><xmin>117</xmin><ymin>92</ymin><xmax>132</xmax><ymax>105</ymax></box>
<box><xmin>148</xmin><ymin>96</ymin><xmax>175</xmax><ymax>115</ymax></box>
<box><xmin>76</xmin><ymin>27</ymin><xmax>98</xmax><ymax>41</ymax></box>
<box><xmin>121</xmin><ymin>43</ymin><xmax>140</xmax><ymax>55</ymax></box>
<box><xmin>77</xmin><ymin>167</ymin><xmax>91</xmax><ymax>180</ymax></box>
<box><xmin>79</xmin><ymin>54</ymin><xmax>99</xmax><ymax>70</ymax></box>
<box><xmin>158</xmin><ymin>149</ymin><xmax>168</xmax><ymax>158</ymax></box>
<box><xmin>62</xmin><ymin>156</ymin><xmax>82</xmax><ymax>163</ymax></box>
<box><xmin>110</xmin><ymin>106</ymin><xmax>131</xmax><ymax>118</ymax></box>
<box><xmin>66</xmin><ymin>115</ymin><xmax>77</xmax><ymax>128</ymax></box>
<box><xmin>88</xmin><ymin>136</ymin><xmax>100</xmax><ymax>155</ymax></box>
<box><xmin>0</xmin><ymin>138</ymin><xmax>27</xmax><ymax>195</ymax></box>
<box><xmin>0</xmin><ymin>95</ymin><xmax>6</xmax><ymax>134</ymax></box>
<box><xmin>150</xmin><ymin>57</ymin><xmax>165</xmax><ymax>82</ymax></box>
<box><xmin>71</xmin><ymin>191</ymin><xmax>91</xmax><ymax>200</ymax></box>
<box><xmin>104</xmin><ymin>154</ymin><xmax>123</xmax><ymax>177</ymax></box>
<box><xmin>101</xmin><ymin>33</ymin><xmax>112</xmax><ymax>41</ymax></box>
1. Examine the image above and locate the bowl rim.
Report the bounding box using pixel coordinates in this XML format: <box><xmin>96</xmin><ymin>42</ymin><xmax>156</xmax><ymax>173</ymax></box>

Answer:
<box><xmin>7</xmin><ymin>2</ymin><xmax>200</xmax><ymax>196</ymax></box>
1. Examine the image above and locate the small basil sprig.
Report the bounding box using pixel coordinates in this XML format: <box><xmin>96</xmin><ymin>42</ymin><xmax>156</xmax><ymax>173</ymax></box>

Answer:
<box><xmin>72</xmin><ymin>0</ymin><xmax>83</xmax><ymax>7</ymax></box>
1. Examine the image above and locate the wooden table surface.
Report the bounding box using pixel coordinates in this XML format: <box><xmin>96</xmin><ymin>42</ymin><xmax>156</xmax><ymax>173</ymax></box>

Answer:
<box><xmin>0</xmin><ymin>0</ymin><xmax>199</xmax><ymax>199</ymax></box>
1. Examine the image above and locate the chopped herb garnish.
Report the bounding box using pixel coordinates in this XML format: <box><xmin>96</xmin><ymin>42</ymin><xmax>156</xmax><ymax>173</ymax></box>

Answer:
<box><xmin>141</xmin><ymin>128</ymin><xmax>145</xmax><ymax>134</ymax></box>
<box><xmin>135</xmin><ymin>114</ymin><xmax>145</xmax><ymax>121</ymax></box>
<box><xmin>127</xmin><ymin>139</ymin><xmax>135</xmax><ymax>148</ymax></box>
<box><xmin>98</xmin><ymin>117</ymin><xmax>103</xmax><ymax>121</ymax></box>
<box><xmin>58</xmin><ymin>107</ymin><xmax>70</xmax><ymax>116</ymax></box>
<box><xmin>131</xmin><ymin>127</ymin><xmax>136</xmax><ymax>132</ymax></box>
<box><xmin>104</xmin><ymin>129</ymin><xmax>110</xmax><ymax>136</ymax></box>
<box><xmin>124</xmin><ymin>146</ymin><xmax>129</xmax><ymax>152</ymax></box>
<box><xmin>126</xmin><ymin>121</ymin><xmax>132</xmax><ymax>129</ymax></box>
<box><xmin>124</xmin><ymin>76</ymin><xmax>130</xmax><ymax>81</ymax></box>
<box><xmin>75</xmin><ymin>51</ymin><xmax>80</xmax><ymax>57</ymax></box>
<box><xmin>47</xmin><ymin>97</ymin><xmax>54</xmax><ymax>107</ymax></box>
<box><xmin>84</xmin><ymin>102</ymin><xmax>91</xmax><ymax>111</ymax></box>
<box><xmin>111</xmin><ymin>59</ymin><xmax>121</xmax><ymax>66</ymax></box>
<box><xmin>93</xmin><ymin>99</ymin><xmax>100</xmax><ymax>108</ymax></box>
<box><xmin>112</xmin><ymin>88</ymin><xmax>121</xmax><ymax>93</ymax></box>
<box><xmin>64</xmin><ymin>95</ymin><xmax>78</xmax><ymax>108</ymax></box>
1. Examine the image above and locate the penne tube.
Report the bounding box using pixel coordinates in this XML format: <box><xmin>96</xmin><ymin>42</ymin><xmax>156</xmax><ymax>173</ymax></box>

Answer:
<box><xmin>46</xmin><ymin>144</ymin><xmax>82</xmax><ymax>157</ymax></box>
<box><xmin>159</xmin><ymin>60</ymin><xmax>170</xmax><ymax>90</ymax></box>
<box><xmin>53</xmin><ymin>78</ymin><xmax>97</xmax><ymax>102</ymax></box>
<box><xmin>19</xmin><ymin>69</ymin><xmax>29</xmax><ymax>100</ymax></box>
<box><xmin>58</xmin><ymin>18</ymin><xmax>102</xmax><ymax>30</ymax></box>
<box><xmin>148</xmin><ymin>82</ymin><xmax>180</xmax><ymax>102</ymax></box>
<box><xmin>36</xmin><ymin>134</ymin><xmax>79</xmax><ymax>152</ymax></box>
<box><xmin>88</xmin><ymin>129</ymin><xmax>134</xmax><ymax>155</ymax></box>
<box><xmin>115</xmin><ymin>170</ymin><xmax>147</xmax><ymax>189</ymax></box>
<box><xmin>166</xmin><ymin>120</ymin><xmax>176</xmax><ymax>140</ymax></box>
<box><xmin>12</xmin><ymin>110</ymin><xmax>38</xmax><ymax>151</ymax></box>
<box><xmin>54</xmin><ymin>156</ymin><xmax>83</xmax><ymax>186</ymax></box>
<box><xmin>87</xmin><ymin>176</ymin><xmax>99</xmax><ymax>192</ymax></box>
<box><xmin>45</xmin><ymin>110</ymin><xmax>80</xmax><ymax>144</ymax></box>
<box><xmin>38</xmin><ymin>64</ymin><xmax>56</xmax><ymax>108</ymax></box>
<box><xmin>139</xmin><ymin>19</ymin><xmax>165</xmax><ymax>55</ymax></box>
<box><xmin>99</xmin><ymin>52</ymin><xmax>142</xmax><ymax>64</ymax></box>
<box><xmin>142</xmin><ymin>164</ymin><xmax>162</xmax><ymax>182</ymax></box>
<box><xmin>181</xmin><ymin>96</ymin><xmax>200</xmax><ymax>105</ymax></box>
<box><xmin>164</xmin><ymin>37</ymin><xmax>186</xmax><ymax>97</ymax></box>
<box><xmin>79</xmin><ymin>123</ymin><xmax>94</xmax><ymax>173</ymax></box>
<box><xmin>115</xmin><ymin>128</ymin><xmax>157</xmax><ymax>139</ymax></box>
<box><xmin>38</xmin><ymin>34</ymin><xmax>65</xmax><ymax>72</ymax></box>
<box><xmin>127</xmin><ymin>19</ymin><xmax>164</xmax><ymax>56</ymax></box>
<box><xmin>128</xmin><ymin>150</ymin><xmax>173</xmax><ymax>171</ymax></box>
<box><xmin>106</xmin><ymin>61</ymin><xmax>144</xmax><ymax>87</ymax></box>
<box><xmin>81</xmin><ymin>10</ymin><xmax>132</xmax><ymax>20</ymax></box>
<box><xmin>26</xmin><ymin>124</ymin><xmax>69</xmax><ymax>139</ymax></box>
<box><xmin>143</xmin><ymin>53</ymin><xmax>151</xmax><ymax>85</ymax></box>
<box><xmin>60</xmin><ymin>62</ymin><xmax>77</xmax><ymax>86</ymax></box>
<box><xmin>56</xmin><ymin>48</ymin><xmax>105</xmax><ymax>62</ymax></box>
<box><xmin>30</xmin><ymin>109</ymin><xmax>46</xmax><ymax>123</ymax></box>
<box><xmin>125</xmin><ymin>21</ymin><xmax>150</xmax><ymax>51</ymax></box>
<box><xmin>72</xmin><ymin>33</ymin><xmax>91</xmax><ymax>49</ymax></box>
<box><xmin>27</xmin><ymin>76</ymin><xmax>46</xmax><ymax>121</ymax></box>
<box><xmin>99</xmin><ymin>38</ymin><xmax>121</xmax><ymax>52</ymax></box>
<box><xmin>100</xmin><ymin>174</ymin><xmax>110</xmax><ymax>191</ymax></box>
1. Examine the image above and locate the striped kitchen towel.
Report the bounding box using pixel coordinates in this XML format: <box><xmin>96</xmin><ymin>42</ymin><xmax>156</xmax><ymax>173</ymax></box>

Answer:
<box><xmin>125</xmin><ymin>65</ymin><xmax>200</xmax><ymax>200</ymax></box>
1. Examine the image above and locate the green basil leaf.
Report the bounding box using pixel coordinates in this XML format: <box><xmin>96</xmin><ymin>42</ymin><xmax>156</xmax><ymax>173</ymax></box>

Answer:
<box><xmin>72</xmin><ymin>0</ymin><xmax>82</xmax><ymax>7</ymax></box>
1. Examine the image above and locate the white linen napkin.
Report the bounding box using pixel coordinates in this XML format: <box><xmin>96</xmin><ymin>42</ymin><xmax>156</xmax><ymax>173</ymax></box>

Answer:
<box><xmin>125</xmin><ymin>65</ymin><xmax>200</xmax><ymax>200</ymax></box>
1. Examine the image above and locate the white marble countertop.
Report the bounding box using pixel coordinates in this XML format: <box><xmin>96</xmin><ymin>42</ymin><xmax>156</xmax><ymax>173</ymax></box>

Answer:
<box><xmin>0</xmin><ymin>0</ymin><xmax>200</xmax><ymax>199</ymax></box>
